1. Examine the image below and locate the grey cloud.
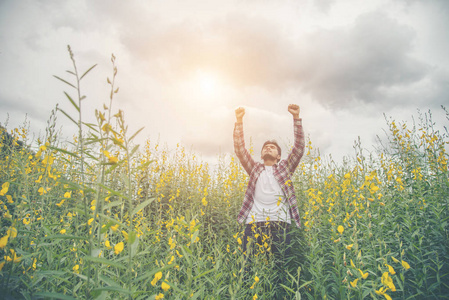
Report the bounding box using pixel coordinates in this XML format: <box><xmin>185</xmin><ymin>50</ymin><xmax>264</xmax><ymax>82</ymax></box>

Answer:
<box><xmin>297</xmin><ymin>12</ymin><xmax>428</xmax><ymax>108</ymax></box>
<box><xmin>314</xmin><ymin>0</ymin><xmax>335</xmax><ymax>13</ymax></box>
<box><xmin>118</xmin><ymin>10</ymin><xmax>430</xmax><ymax>111</ymax></box>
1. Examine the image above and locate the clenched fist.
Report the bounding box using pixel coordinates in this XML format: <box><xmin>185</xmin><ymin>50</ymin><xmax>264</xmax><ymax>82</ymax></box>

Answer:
<box><xmin>235</xmin><ymin>107</ymin><xmax>245</xmax><ymax>122</ymax></box>
<box><xmin>288</xmin><ymin>104</ymin><xmax>300</xmax><ymax>119</ymax></box>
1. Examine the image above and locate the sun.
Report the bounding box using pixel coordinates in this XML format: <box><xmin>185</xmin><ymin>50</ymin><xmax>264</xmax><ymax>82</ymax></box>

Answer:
<box><xmin>196</xmin><ymin>70</ymin><xmax>219</xmax><ymax>96</ymax></box>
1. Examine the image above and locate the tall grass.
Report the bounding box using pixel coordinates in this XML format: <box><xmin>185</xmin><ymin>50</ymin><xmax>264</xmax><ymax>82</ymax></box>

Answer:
<box><xmin>1</xmin><ymin>48</ymin><xmax>448</xmax><ymax>299</ymax></box>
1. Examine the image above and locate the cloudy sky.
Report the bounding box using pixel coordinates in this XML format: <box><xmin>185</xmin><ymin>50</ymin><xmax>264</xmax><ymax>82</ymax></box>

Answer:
<box><xmin>1</xmin><ymin>0</ymin><xmax>448</xmax><ymax>166</ymax></box>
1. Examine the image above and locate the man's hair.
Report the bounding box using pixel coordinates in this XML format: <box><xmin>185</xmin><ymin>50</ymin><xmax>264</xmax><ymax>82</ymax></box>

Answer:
<box><xmin>261</xmin><ymin>140</ymin><xmax>282</xmax><ymax>158</ymax></box>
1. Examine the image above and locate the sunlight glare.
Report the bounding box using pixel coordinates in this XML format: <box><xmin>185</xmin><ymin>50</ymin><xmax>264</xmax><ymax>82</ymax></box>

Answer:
<box><xmin>197</xmin><ymin>71</ymin><xmax>218</xmax><ymax>96</ymax></box>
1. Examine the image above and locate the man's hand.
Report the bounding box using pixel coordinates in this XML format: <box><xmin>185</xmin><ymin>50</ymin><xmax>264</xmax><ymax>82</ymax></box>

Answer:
<box><xmin>235</xmin><ymin>107</ymin><xmax>245</xmax><ymax>122</ymax></box>
<box><xmin>288</xmin><ymin>104</ymin><xmax>300</xmax><ymax>119</ymax></box>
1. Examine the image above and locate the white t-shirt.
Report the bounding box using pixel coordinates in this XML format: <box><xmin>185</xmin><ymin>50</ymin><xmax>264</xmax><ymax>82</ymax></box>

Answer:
<box><xmin>245</xmin><ymin>166</ymin><xmax>291</xmax><ymax>224</ymax></box>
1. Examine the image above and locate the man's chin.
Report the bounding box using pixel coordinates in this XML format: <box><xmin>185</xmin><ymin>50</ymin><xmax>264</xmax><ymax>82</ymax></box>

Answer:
<box><xmin>262</xmin><ymin>154</ymin><xmax>276</xmax><ymax>161</ymax></box>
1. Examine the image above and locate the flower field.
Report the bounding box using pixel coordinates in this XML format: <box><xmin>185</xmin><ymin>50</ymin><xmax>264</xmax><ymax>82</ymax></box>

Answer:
<box><xmin>1</xmin><ymin>49</ymin><xmax>449</xmax><ymax>299</ymax></box>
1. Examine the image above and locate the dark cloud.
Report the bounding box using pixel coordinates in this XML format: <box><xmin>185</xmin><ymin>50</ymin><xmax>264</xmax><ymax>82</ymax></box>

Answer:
<box><xmin>297</xmin><ymin>12</ymin><xmax>429</xmax><ymax>108</ymax></box>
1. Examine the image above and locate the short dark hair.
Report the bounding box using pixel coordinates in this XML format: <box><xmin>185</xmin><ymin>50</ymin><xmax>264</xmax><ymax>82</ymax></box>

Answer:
<box><xmin>261</xmin><ymin>140</ymin><xmax>282</xmax><ymax>157</ymax></box>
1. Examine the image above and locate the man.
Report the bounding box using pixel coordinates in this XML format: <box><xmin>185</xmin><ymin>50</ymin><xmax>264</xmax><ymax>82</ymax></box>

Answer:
<box><xmin>233</xmin><ymin>104</ymin><xmax>305</xmax><ymax>268</ymax></box>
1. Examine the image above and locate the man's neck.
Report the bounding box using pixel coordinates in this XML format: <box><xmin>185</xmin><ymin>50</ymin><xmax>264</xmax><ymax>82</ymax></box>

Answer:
<box><xmin>263</xmin><ymin>160</ymin><xmax>276</xmax><ymax>166</ymax></box>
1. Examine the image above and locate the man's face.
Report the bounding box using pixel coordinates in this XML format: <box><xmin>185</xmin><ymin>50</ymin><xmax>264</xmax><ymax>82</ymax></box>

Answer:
<box><xmin>261</xmin><ymin>143</ymin><xmax>281</xmax><ymax>161</ymax></box>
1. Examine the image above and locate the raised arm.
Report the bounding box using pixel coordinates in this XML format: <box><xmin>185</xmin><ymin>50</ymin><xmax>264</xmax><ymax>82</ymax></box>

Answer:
<box><xmin>285</xmin><ymin>104</ymin><xmax>305</xmax><ymax>173</ymax></box>
<box><xmin>233</xmin><ymin>107</ymin><xmax>255</xmax><ymax>175</ymax></box>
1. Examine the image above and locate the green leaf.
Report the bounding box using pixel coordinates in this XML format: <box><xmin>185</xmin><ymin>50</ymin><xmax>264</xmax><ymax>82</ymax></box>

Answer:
<box><xmin>34</xmin><ymin>292</ymin><xmax>77</xmax><ymax>300</ymax></box>
<box><xmin>53</xmin><ymin>75</ymin><xmax>77</xmax><ymax>89</ymax></box>
<box><xmin>190</xmin><ymin>229</ymin><xmax>199</xmax><ymax>244</ymax></box>
<box><xmin>84</xmin><ymin>256</ymin><xmax>127</xmax><ymax>270</ymax></box>
<box><xmin>80</xmin><ymin>64</ymin><xmax>97</xmax><ymax>80</ymax></box>
<box><xmin>98</xmin><ymin>183</ymin><xmax>128</xmax><ymax>200</ymax></box>
<box><xmin>131</xmin><ymin>197</ymin><xmax>155</xmax><ymax>217</ymax></box>
<box><xmin>48</xmin><ymin>146</ymin><xmax>80</xmax><ymax>159</ymax></box>
<box><xmin>280</xmin><ymin>284</ymin><xmax>295</xmax><ymax>293</ymax></box>
<box><xmin>42</xmin><ymin>234</ymin><xmax>86</xmax><ymax>241</ymax></box>
<box><xmin>130</xmin><ymin>232</ymin><xmax>139</xmax><ymax>256</ymax></box>
<box><xmin>96</xmin><ymin>213</ymin><xmax>129</xmax><ymax>230</ymax></box>
<box><xmin>129</xmin><ymin>144</ymin><xmax>140</xmax><ymax>158</ymax></box>
<box><xmin>64</xmin><ymin>91</ymin><xmax>79</xmax><ymax>112</ymax></box>
<box><xmin>128</xmin><ymin>230</ymin><xmax>137</xmax><ymax>245</ymax></box>
<box><xmin>99</xmin><ymin>274</ymin><xmax>122</xmax><ymax>287</ymax></box>
<box><xmin>104</xmin><ymin>200</ymin><xmax>124</xmax><ymax>211</ymax></box>
<box><xmin>181</xmin><ymin>245</ymin><xmax>192</xmax><ymax>266</ymax></box>
<box><xmin>135</xmin><ymin>266</ymin><xmax>174</xmax><ymax>282</ymax></box>
<box><xmin>136</xmin><ymin>160</ymin><xmax>154</xmax><ymax>170</ymax></box>
<box><xmin>93</xmin><ymin>286</ymin><xmax>131</xmax><ymax>295</ymax></box>
<box><xmin>193</xmin><ymin>268</ymin><xmax>214</xmax><ymax>280</ymax></box>
<box><xmin>83</xmin><ymin>122</ymin><xmax>99</xmax><ymax>133</ymax></box>
<box><xmin>57</xmin><ymin>107</ymin><xmax>78</xmax><ymax>126</ymax></box>
<box><xmin>129</xmin><ymin>127</ymin><xmax>144</xmax><ymax>142</ymax></box>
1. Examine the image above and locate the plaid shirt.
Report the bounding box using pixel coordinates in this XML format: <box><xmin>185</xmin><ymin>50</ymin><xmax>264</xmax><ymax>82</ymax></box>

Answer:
<box><xmin>234</xmin><ymin>118</ymin><xmax>305</xmax><ymax>227</ymax></box>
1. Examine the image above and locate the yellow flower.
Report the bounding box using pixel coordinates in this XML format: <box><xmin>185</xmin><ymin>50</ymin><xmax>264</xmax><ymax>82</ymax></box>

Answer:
<box><xmin>253</xmin><ymin>294</ymin><xmax>258</xmax><ymax>300</ymax></box>
<box><xmin>56</xmin><ymin>199</ymin><xmax>65</xmax><ymax>207</ymax></box>
<box><xmin>5</xmin><ymin>249</ymin><xmax>21</xmax><ymax>263</ymax></box>
<box><xmin>7</xmin><ymin>227</ymin><xmax>17</xmax><ymax>238</ymax></box>
<box><xmin>73</xmin><ymin>264</ymin><xmax>79</xmax><ymax>271</ymax></box>
<box><xmin>122</xmin><ymin>231</ymin><xmax>128</xmax><ymax>241</ymax></box>
<box><xmin>391</xmin><ymin>256</ymin><xmax>400</xmax><ymax>263</ymax></box>
<box><xmin>369</xmin><ymin>183</ymin><xmax>379</xmax><ymax>192</ymax></box>
<box><xmin>105</xmin><ymin>240</ymin><xmax>111</xmax><ymax>249</ymax></box>
<box><xmin>35</xmin><ymin>175</ymin><xmax>42</xmax><ymax>183</ymax></box>
<box><xmin>0</xmin><ymin>261</ymin><xmax>5</xmax><ymax>271</ymax></box>
<box><xmin>350</xmin><ymin>278</ymin><xmax>358</xmax><ymax>287</ymax></box>
<box><xmin>358</xmin><ymin>269</ymin><xmax>368</xmax><ymax>279</ymax></box>
<box><xmin>337</xmin><ymin>225</ymin><xmax>344</xmax><ymax>234</ymax></box>
<box><xmin>375</xmin><ymin>287</ymin><xmax>392</xmax><ymax>300</ymax></box>
<box><xmin>346</xmin><ymin>244</ymin><xmax>353</xmax><ymax>250</ymax></box>
<box><xmin>38</xmin><ymin>187</ymin><xmax>46</xmax><ymax>195</ymax></box>
<box><xmin>60</xmin><ymin>229</ymin><xmax>66</xmax><ymax>234</ymax></box>
<box><xmin>64</xmin><ymin>191</ymin><xmax>71</xmax><ymax>198</ymax></box>
<box><xmin>103</xmin><ymin>150</ymin><xmax>118</xmax><ymax>163</ymax></box>
<box><xmin>401</xmin><ymin>260</ymin><xmax>410</xmax><ymax>270</ymax></box>
<box><xmin>201</xmin><ymin>197</ymin><xmax>208</xmax><ymax>206</ymax></box>
<box><xmin>23</xmin><ymin>218</ymin><xmax>31</xmax><ymax>225</ymax></box>
<box><xmin>114</xmin><ymin>242</ymin><xmax>124</xmax><ymax>255</ymax></box>
<box><xmin>155</xmin><ymin>293</ymin><xmax>164</xmax><ymax>300</ymax></box>
<box><xmin>254</xmin><ymin>275</ymin><xmax>259</xmax><ymax>283</ymax></box>
<box><xmin>161</xmin><ymin>281</ymin><xmax>170</xmax><ymax>291</ymax></box>
<box><xmin>151</xmin><ymin>271</ymin><xmax>163</xmax><ymax>286</ymax></box>
<box><xmin>6</xmin><ymin>195</ymin><xmax>13</xmax><ymax>203</ymax></box>
<box><xmin>385</xmin><ymin>263</ymin><xmax>396</xmax><ymax>275</ymax></box>
<box><xmin>0</xmin><ymin>235</ymin><xmax>9</xmax><ymax>249</ymax></box>
<box><xmin>0</xmin><ymin>182</ymin><xmax>9</xmax><ymax>196</ymax></box>
<box><xmin>381</xmin><ymin>272</ymin><xmax>396</xmax><ymax>291</ymax></box>
<box><xmin>88</xmin><ymin>218</ymin><xmax>94</xmax><ymax>225</ymax></box>
<box><xmin>111</xmin><ymin>224</ymin><xmax>119</xmax><ymax>231</ymax></box>
<box><xmin>350</xmin><ymin>259</ymin><xmax>356</xmax><ymax>268</ymax></box>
